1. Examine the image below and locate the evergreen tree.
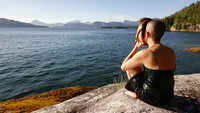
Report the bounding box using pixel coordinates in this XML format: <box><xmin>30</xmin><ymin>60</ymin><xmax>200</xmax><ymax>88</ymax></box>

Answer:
<box><xmin>161</xmin><ymin>1</ymin><xmax>200</xmax><ymax>31</ymax></box>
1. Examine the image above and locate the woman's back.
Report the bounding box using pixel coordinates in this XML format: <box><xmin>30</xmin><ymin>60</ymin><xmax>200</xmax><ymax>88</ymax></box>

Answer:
<box><xmin>137</xmin><ymin>44</ymin><xmax>176</xmax><ymax>105</ymax></box>
<box><xmin>143</xmin><ymin>44</ymin><xmax>176</xmax><ymax>71</ymax></box>
<box><xmin>122</xmin><ymin>19</ymin><xmax>176</xmax><ymax>106</ymax></box>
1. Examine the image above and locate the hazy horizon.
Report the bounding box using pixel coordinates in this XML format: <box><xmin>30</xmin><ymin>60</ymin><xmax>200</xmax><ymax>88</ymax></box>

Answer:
<box><xmin>30</xmin><ymin>19</ymin><xmax>139</xmax><ymax>24</ymax></box>
<box><xmin>0</xmin><ymin>0</ymin><xmax>199</xmax><ymax>23</ymax></box>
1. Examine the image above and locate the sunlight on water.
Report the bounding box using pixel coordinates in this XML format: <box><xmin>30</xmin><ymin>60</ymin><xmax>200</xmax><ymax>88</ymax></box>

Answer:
<box><xmin>0</xmin><ymin>28</ymin><xmax>200</xmax><ymax>101</ymax></box>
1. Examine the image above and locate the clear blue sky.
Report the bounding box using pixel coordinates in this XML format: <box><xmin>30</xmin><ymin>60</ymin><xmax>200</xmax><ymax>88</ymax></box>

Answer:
<box><xmin>0</xmin><ymin>0</ymin><xmax>199</xmax><ymax>23</ymax></box>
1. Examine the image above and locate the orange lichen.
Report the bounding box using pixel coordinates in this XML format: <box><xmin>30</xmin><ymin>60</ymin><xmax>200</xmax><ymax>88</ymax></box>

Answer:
<box><xmin>0</xmin><ymin>86</ymin><xmax>96</xmax><ymax>113</ymax></box>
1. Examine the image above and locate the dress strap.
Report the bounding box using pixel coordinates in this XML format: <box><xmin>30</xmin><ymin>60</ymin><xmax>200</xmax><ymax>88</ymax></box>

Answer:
<box><xmin>149</xmin><ymin>49</ymin><xmax>160</xmax><ymax>70</ymax></box>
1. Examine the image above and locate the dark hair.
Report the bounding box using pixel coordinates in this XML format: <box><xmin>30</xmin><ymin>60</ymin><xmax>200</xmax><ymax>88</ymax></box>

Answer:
<box><xmin>139</xmin><ymin>18</ymin><xmax>152</xmax><ymax>38</ymax></box>
<box><xmin>146</xmin><ymin>20</ymin><xmax>166</xmax><ymax>42</ymax></box>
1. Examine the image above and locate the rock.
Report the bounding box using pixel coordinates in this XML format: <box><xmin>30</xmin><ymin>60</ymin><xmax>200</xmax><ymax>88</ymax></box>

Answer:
<box><xmin>33</xmin><ymin>73</ymin><xmax>200</xmax><ymax>113</ymax></box>
<box><xmin>184</xmin><ymin>47</ymin><xmax>200</xmax><ymax>53</ymax></box>
<box><xmin>0</xmin><ymin>86</ymin><xmax>96</xmax><ymax>113</ymax></box>
<box><xmin>32</xmin><ymin>84</ymin><xmax>121</xmax><ymax>113</ymax></box>
<box><xmin>170</xmin><ymin>23</ymin><xmax>200</xmax><ymax>32</ymax></box>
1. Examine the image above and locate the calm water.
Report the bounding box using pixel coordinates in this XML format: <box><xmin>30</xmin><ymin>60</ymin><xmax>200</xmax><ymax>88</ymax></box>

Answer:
<box><xmin>0</xmin><ymin>28</ymin><xmax>200</xmax><ymax>101</ymax></box>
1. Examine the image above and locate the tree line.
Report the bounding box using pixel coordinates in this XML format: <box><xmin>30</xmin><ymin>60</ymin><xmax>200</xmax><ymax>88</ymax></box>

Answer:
<box><xmin>161</xmin><ymin>1</ymin><xmax>200</xmax><ymax>30</ymax></box>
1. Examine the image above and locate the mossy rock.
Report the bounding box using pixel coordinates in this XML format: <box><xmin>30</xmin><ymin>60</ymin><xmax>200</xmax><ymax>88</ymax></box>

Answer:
<box><xmin>0</xmin><ymin>86</ymin><xmax>96</xmax><ymax>113</ymax></box>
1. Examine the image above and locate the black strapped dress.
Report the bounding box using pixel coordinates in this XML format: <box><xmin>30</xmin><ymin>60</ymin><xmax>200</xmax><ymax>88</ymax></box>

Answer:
<box><xmin>125</xmin><ymin>49</ymin><xmax>175</xmax><ymax>106</ymax></box>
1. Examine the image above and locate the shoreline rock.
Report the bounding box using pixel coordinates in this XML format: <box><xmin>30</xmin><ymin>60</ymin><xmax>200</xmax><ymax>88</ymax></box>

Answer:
<box><xmin>184</xmin><ymin>47</ymin><xmax>200</xmax><ymax>53</ymax></box>
<box><xmin>169</xmin><ymin>23</ymin><xmax>200</xmax><ymax>32</ymax></box>
<box><xmin>168</xmin><ymin>29</ymin><xmax>200</xmax><ymax>32</ymax></box>
<box><xmin>33</xmin><ymin>73</ymin><xmax>200</xmax><ymax>113</ymax></box>
<box><xmin>0</xmin><ymin>86</ymin><xmax>96</xmax><ymax>113</ymax></box>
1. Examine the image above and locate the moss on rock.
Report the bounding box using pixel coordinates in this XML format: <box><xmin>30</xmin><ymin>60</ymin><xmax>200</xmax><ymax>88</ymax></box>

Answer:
<box><xmin>0</xmin><ymin>86</ymin><xmax>96</xmax><ymax>113</ymax></box>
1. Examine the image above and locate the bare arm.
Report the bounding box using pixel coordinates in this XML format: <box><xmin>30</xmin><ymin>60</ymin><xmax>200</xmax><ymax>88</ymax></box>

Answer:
<box><xmin>121</xmin><ymin>41</ymin><xmax>144</xmax><ymax>71</ymax></box>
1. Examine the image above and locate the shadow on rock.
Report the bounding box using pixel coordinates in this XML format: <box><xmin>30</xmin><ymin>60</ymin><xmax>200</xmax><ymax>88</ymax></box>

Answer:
<box><xmin>158</xmin><ymin>95</ymin><xmax>200</xmax><ymax>113</ymax></box>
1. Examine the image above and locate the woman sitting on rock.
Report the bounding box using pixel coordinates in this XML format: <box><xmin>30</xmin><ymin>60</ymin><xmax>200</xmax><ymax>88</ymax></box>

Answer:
<box><xmin>121</xmin><ymin>18</ymin><xmax>176</xmax><ymax>106</ymax></box>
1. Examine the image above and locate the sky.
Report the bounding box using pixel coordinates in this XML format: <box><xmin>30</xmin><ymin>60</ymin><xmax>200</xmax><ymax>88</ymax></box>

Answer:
<box><xmin>0</xmin><ymin>0</ymin><xmax>199</xmax><ymax>23</ymax></box>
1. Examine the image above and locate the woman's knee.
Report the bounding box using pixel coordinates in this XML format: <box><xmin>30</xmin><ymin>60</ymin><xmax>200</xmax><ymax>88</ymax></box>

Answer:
<box><xmin>130</xmin><ymin>66</ymin><xmax>143</xmax><ymax>77</ymax></box>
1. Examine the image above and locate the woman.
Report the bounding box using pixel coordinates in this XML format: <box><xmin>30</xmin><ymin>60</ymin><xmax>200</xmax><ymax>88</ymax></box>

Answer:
<box><xmin>121</xmin><ymin>18</ymin><xmax>176</xmax><ymax>106</ymax></box>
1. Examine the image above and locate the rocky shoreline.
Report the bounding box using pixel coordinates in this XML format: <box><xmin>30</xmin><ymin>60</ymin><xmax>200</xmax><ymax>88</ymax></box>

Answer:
<box><xmin>1</xmin><ymin>73</ymin><xmax>200</xmax><ymax>113</ymax></box>
<box><xmin>0</xmin><ymin>86</ymin><xmax>96</xmax><ymax>113</ymax></box>
<box><xmin>33</xmin><ymin>73</ymin><xmax>200</xmax><ymax>113</ymax></box>
<box><xmin>169</xmin><ymin>24</ymin><xmax>200</xmax><ymax>33</ymax></box>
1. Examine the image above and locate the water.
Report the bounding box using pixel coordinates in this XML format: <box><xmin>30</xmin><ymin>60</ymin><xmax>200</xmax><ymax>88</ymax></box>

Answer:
<box><xmin>0</xmin><ymin>28</ymin><xmax>200</xmax><ymax>102</ymax></box>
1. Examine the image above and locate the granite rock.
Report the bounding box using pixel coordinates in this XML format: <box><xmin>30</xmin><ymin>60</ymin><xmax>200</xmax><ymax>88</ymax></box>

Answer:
<box><xmin>33</xmin><ymin>73</ymin><xmax>200</xmax><ymax>113</ymax></box>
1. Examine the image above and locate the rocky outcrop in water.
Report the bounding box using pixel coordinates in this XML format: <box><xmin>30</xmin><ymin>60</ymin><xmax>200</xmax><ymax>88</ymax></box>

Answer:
<box><xmin>184</xmin><ymin>47</ymin><xmax>200</xmax><ymax>53</ymax></box>
<box><xmin>33</xmin><ymin>73</ymin><xmax>200</xmax><ymax>113</ymax></box>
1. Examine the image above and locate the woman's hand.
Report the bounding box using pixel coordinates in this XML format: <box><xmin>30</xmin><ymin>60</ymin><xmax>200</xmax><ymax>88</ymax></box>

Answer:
<box><xmin>121</xmin><ymin>40</ymin><xmax>144</xmax><ymax>71</ymax></box>
<box><xmin>134</xmin><ymin>40</ymin><xmax>144</xmax><ymax>50</ymax></box>
<box><xmin>121</xmin><ymin>39</ymin><xmax>144</xmax><ymax>71</ymax></box>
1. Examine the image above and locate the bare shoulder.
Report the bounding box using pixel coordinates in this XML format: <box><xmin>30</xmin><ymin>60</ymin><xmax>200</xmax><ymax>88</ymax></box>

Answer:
<box><xmin>163</xmin><ymin>46</ymin><xmax>176</xmax><ymax>61</ymax></box>
<box><xmin>165</xmin><ymin>46</ymin><xmax>175</xmax><ymax>55</ymax></box>
<box><xmin>136</xmin><ymin>48</ymin><xmax>150</xmax><ymax>57</ymax></box>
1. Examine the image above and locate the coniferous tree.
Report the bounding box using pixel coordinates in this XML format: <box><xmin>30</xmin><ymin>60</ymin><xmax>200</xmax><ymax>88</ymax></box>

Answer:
<box><xmin>161</xmin><ymin>1</ymin><xmax>200</xmax><ymax>31</ymax></box>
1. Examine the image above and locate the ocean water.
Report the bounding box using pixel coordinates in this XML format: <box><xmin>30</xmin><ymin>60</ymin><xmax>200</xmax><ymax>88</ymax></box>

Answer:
<box><xmin>0</xmin><ymin>28</ymin><xmax>200</xmax><ymax>102</ymax></box>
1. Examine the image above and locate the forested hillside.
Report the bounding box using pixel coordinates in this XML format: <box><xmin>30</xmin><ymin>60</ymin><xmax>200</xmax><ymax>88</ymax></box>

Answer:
<box><xmin>161</xmin><ymin>1</ymin><xmax>200</xmax><ymax>32</ymax></box>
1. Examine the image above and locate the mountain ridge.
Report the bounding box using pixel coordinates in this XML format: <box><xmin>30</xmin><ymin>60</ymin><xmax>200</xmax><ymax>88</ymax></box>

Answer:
<box><xmin>30</xmin><ymin>20</ymin><xmax>139</xmax><ymax>28</ymax></box>
<box><xmin>0</xmin><ymin>18</ymin><xmax>48</xmax><ymax>28</ymax></box>
<box><xmin>1</xmin><ymin>18</ymin><xmax>163</xmax><ymax>29</ymax></box>
<box><xmin>31</xmin><ymin>20</ymin><xmax>64</xmax><ymax>28</ymax></box>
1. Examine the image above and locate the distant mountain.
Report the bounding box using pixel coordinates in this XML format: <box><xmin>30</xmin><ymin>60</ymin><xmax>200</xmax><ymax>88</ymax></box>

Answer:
<box><xmin>92</xmin><ymin>20</ymin><xmax>139</xmax><ymax>29</ymax></box>
<box><xmin>30</xmin><ymin>19</ymin><xmax>140</xmax><ymax>29</ymax></box>
<box><xmin>62</xmin><ymin>23</ymin><xmax>95</xmax><ymax>29</ymax></box>
<box><xmin>152</xmin><ymin>18</ymin><xmax>160</xmax><ymax>20</ymax></box>
<box><xmin>30</xmin><ymin>20</ymin><xmax>64</xmax><ymax>27</ymax></box>
<box><xmin>0</xmin><ymin>18</ymin><xmax>48</xmax><ymax>28</ymax></box>
<box><xmin>31</xmin><ymin>20</ymin><xmax>93</xmax><ymax>28</ymax></box>
<box><xmin>123</xmin><ymin>20</ymin><xmax>139</xmax><ymax>26</ymax></box>
<box><xmin>106</xmin><ymin>22</ymin><xmax>125</xmax><ymax>26</ymax></box>
<box><xmin>101</xmin><ymin>26</ymin><xmax>137</xmax><ymax>29</ymax></box>
<box><xmin>84</xmin><ymin>21</ymin><xmax>92</xmax><ymax>25</ymax></box>
<box><xmin>67</xmin><ymin>20</ymin><xmax>81</xmax><ymax>24</ymax></box>
<box><xmin>92</xmin><ymin>21</ymin><xmax>107</xmax><ymax>28</ymax></box>
<box><xmin>31</xmin><ymin>20</ymin><xmax>47</xmax><ymax>26</ymax></box>
<box><xmin>93</xmin><ymin>21</ymin><xmax>125</xmax><ymax>28</ymax></box>
<box><xmin>63</xmin><ymin>21</ymin><xmax>126</xmax><ymax>29</ymax></box>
